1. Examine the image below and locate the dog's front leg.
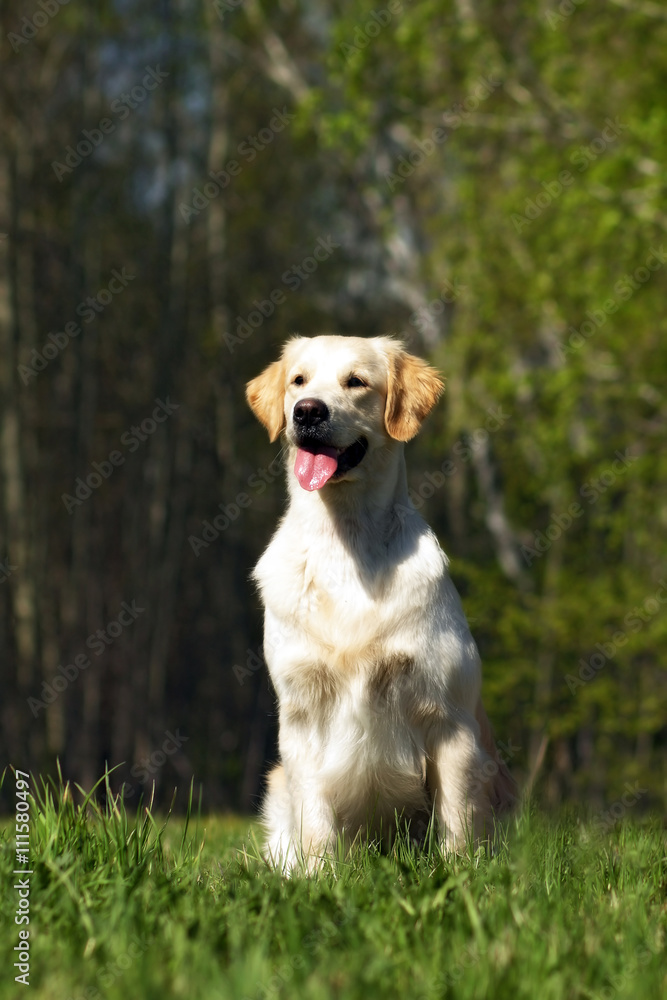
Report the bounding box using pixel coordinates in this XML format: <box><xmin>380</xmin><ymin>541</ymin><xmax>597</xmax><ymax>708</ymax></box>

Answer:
<box><xmin>287</xmin><ymin>751</ymin><xmax>338</xmax><ymax>872</ymax></box>
<box><xmin>263</xmin><ymin>744</ymin><xmax>337</xmax><ymax>874</ymax></box>
<box><xmin>425</xmin><ymin>718</ymin><xmax>494</xmax><ymax>852</ymax></box>
<box><xmin>262</xmin><ymin>763</ymin><xmax>299</xmax><ymax>872</ymax></box>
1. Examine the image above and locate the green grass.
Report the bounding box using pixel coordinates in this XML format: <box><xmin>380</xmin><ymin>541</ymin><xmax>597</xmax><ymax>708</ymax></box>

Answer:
<box><xmin>1</xmin><ymin>769</ymin><xmax>665</xmax><ymax>1000</ymax></box>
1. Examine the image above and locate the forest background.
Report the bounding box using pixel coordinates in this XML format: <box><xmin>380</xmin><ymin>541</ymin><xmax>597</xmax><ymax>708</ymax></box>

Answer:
<box><xmin>0</xmin><ymin>0</ymin><xmax>665</xmax><ymax>818</ymax></box>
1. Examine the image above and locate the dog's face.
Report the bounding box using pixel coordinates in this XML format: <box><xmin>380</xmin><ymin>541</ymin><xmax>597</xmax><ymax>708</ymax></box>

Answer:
<box><xmin>246</xmin><ymin>335</ymin><xmax>443</xmax><ymax>492</ymax></box>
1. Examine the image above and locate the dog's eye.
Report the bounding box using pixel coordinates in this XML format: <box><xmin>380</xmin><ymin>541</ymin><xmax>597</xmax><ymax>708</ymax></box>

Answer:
<box><xmin>293</xmin><ymin>375</ymin><xmax>305</xmax><ymax>386</ymax></box>
<box><xmin>347</xmin><ymin>376</ymin><xmax>367</xmax><ymax>388</ymax></box>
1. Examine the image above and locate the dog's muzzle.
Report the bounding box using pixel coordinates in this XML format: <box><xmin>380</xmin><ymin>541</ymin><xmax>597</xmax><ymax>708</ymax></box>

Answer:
<box><xmin>292</xmin><ymin>398</ymin><xmax>368</xmax><ymax>492</ymax></box>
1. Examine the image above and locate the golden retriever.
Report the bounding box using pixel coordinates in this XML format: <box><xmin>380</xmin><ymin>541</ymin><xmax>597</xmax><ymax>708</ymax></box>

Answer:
<box><xmin>246</xmin><ymin>335</ymin><xmax>516</xmax><ymax>871</ymax></box>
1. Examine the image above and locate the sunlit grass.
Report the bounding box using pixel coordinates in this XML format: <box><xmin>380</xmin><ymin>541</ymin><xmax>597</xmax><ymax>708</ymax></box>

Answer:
<box><xmin>0</xmin><ymin>768</ymin><xmax>664</xmax><ymax>1000</ymax></box>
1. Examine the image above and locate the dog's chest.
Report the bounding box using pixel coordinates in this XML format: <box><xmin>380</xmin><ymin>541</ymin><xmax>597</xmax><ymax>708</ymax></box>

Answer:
<box><xmin>254</xmin><ymin>511</ymin><xmax>472</xmax><ymax>719</ymax></box>
<box><xmin>257</xmin><ymin>526</ymin><xmax>427</xmax><ymax>652</ymax></box>
<box><xmin>281</xmin><ymin>647</ymin><xmax>415</xmax><ymax>713</ymax></box>
<box><xmin>283</xmin><ymin>653</ymin><xmax>432</xmax><ymax>833</ymax></box>
<box><xmin>281</xmin><ymin>652</ymin><xmax>425</xmax><ymax>787</ymax></box>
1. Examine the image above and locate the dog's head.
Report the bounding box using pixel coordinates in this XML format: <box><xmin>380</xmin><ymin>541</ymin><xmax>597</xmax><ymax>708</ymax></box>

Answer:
<box><xmin>246</xmin><ymin>335</ymin><xmax>443</xmax><ymax>492</ymax></box>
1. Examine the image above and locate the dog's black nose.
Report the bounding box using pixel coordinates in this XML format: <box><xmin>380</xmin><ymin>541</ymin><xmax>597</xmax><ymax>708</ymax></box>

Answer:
<box><xmin>293</xmin><ymin>398</ymin><xmax>330</xmax><ymax>427</ymax></box>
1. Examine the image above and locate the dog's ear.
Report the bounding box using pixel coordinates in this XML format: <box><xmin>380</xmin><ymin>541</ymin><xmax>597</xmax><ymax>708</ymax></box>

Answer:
<box><xmin>384</xmin><ymin>348</ymin><xmax>444</xmax><ymax>441</ymax></box>
<box><xmin>246</xmin><ymin>358</ymin><xmax>287</xmax><ymax>442</ymax></box>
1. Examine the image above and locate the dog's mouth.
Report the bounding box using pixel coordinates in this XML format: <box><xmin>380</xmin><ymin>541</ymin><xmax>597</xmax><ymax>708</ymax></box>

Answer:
<box><xmin>294</xmin><ymin>437</ymin><xmax>369</xmax><ymax>492</ymax></box>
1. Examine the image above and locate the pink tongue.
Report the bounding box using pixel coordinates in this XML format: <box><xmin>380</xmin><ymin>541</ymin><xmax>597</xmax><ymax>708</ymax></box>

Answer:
<box><xmin>294</xmin><ymin>446</ymin><xmax>339</xmax><ymax>491</ymax></box>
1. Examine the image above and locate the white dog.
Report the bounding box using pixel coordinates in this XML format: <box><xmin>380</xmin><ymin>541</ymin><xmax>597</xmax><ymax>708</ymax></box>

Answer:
<box><xmin>246</xmin><ymin>335</ymin><xmax>515</xmax><ymax>871</ymax></box>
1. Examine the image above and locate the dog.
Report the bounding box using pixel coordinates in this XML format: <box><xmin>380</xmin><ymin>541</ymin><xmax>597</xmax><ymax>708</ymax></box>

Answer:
<box><xmin>246</xmin><ymin>335</ymin><xmax>516</xmax><ymax>871</ymax></box>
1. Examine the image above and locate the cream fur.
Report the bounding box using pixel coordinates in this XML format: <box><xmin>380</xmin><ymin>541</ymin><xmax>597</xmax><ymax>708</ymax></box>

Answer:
<box><xmin>247</xmin><ymin>335</ymin><xmax>515</xmax><ymax>872</ymax></box>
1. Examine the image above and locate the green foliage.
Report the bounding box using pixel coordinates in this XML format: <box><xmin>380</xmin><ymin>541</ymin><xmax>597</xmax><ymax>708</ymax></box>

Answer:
<box><xmin>300</xmin><ymin>0</ymin><xmax>667</xmax><ymax>804</ymax></box>
<box><xmin>1</xmin><ymin>0</ymin><xmax>664</xmax><ymax>818</ymax></box>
